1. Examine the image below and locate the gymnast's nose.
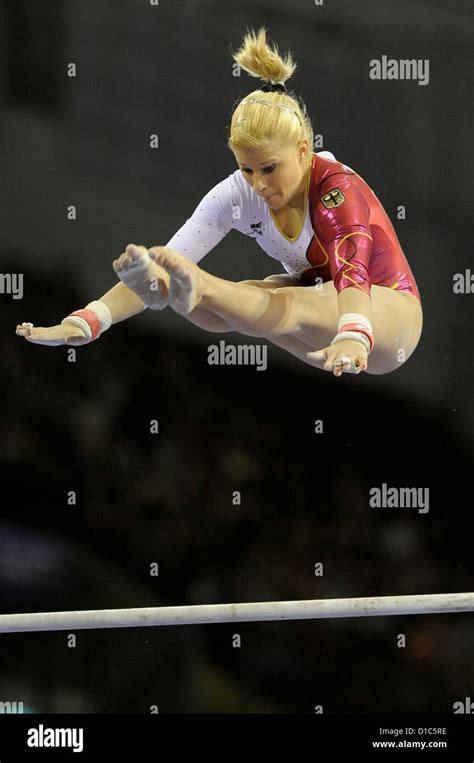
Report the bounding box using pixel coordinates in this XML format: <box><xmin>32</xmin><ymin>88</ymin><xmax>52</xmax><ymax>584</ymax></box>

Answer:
<box><xmin>254</xmin><ymin>177</ymin><xmax>268</xmax><ymax>196</ymax></box>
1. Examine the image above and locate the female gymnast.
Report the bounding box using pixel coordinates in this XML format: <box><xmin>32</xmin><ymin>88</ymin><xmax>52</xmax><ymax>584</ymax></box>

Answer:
<box><xmin>16</xmin><ymin>27</ymin><xmax>422</xmax><ymax>377</ymax></box>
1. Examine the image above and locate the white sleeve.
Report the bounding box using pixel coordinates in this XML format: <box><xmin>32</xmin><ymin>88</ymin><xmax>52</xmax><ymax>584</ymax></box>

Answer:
<box><xmin>164</xmin><ymin>176</ymin><xmax>234</xmax><ymax>264</ymax></box>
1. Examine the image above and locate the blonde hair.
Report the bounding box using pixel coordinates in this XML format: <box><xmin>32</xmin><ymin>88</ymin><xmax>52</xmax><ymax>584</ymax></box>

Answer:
<box><xmin>228</xmin><ymin>27</ymin><xmax>314</xmax><ymax>167</ymax></box>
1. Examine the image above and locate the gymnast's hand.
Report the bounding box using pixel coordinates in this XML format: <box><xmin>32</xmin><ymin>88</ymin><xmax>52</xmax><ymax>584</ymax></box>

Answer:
<box><xmin>306</xmin><ymin>339</ymin><xmax>368</xmax><ymax>377</ymax></box>
<box><xmin>15</xmin><ymin>323</ymin><xmax>88</xmax><ymax>346</ymax></box>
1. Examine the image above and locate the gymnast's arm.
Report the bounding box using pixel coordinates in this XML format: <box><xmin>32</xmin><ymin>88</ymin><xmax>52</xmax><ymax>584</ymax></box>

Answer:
<box><xmin>317</xmin><ymin>179</ymin><xmax>373</xmax><ymax>325</ymax></box>
<box><xmin>337</xmin><ymin>285</ymin><xmax>372</xmax><ymax>325</ymax></box>
<box><xmin>15</xmin><ymin>177</ymin><xmax>234</xmax><ymax>346</ymax></box>
<box><xmin>98</xmin><ymin>281</ymin><xmax>145</xmax><ymax>324</ymax></box>
<box><xmin>96</xmin><ymin>176</ymin><xmax>234</xmax><ymax>327</ymax></box>
<box><xmin>14</xmin><ymin>277</ymin><xmax>147</xmax><ymax>346</ymax></box>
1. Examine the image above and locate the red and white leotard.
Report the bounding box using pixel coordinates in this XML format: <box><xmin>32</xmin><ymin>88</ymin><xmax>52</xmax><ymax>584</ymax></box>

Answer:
<box><xmin>165</xmin><ymin>151</ymin><xmax>421</xmax><ymax>305</ymax></box>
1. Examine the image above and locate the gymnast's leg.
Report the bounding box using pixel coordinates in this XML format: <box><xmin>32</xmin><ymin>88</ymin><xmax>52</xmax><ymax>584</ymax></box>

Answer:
<box><xmin>184</xmin><ymin>274</ymin><xmax>301</xmax><ymax>333</ymax></box>
<box><xmin>149</xmin><ymin>247</ymin><xmax>423</xmax><ymax>375</ymax></box>
<box><xmin>115</xmin><ymin>246</ymin><xmax>422</xmax><ymax>375</ymax></box>
<box><xmin>113</xmin><ymin>244</ymin><xmax>301</xmax><ymax>334</ymax></box>
<box><xmin>149</xmin><ymin>247</ymin><xmax>317</xmax><ymax>337</ymax></box>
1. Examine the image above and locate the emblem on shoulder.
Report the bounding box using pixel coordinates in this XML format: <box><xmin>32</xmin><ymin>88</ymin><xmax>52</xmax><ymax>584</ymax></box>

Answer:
<box><xmin>321</xmin><ymin>188</ymin><xmax>346</xmax><ymax>208</ymax></box>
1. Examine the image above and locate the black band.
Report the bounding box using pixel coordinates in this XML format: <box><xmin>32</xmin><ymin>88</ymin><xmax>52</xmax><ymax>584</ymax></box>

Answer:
<box><xmin>261</xmin><ymin>81</ymin><xmax>287</xmax><ymax>93</ymax></box>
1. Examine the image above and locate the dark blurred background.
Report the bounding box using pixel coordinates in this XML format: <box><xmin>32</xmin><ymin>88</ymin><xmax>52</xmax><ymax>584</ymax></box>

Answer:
<box><xmin>0</xmin><ymin>0</ymin><xmax>472</xmax><ymax>713</ymax></box>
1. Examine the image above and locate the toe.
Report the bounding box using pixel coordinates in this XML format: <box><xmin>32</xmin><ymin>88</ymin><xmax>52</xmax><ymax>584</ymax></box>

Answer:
<box><xmin>130</xmin><ymin>244</ymin><xmax>148</xmax><ymax>259</ymax></box>
<box><xmin>121</xmin><ymin>252</ymin><xmax>135</xmax><ymax>268</ymax></box>
<box><xmin>126</xmin><ymin>245</ymin><xmax>140</xmax><ymax>260</ymax></box>
<box><xmin>153</xmin><ymin>251</ymin><xmax>169</xmax><ymax>269</ymax></box>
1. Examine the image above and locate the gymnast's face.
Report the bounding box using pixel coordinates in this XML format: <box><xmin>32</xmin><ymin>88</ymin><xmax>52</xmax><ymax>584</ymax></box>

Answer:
<box><xmin>234</xmin><ymin>139</ymin><xmax>311</xmax><ymax>210</ymax></box>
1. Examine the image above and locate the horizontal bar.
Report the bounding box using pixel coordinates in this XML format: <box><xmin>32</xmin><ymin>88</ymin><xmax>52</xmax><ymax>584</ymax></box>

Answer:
<box><xmin>0</xmin><ymin>593</ymin><xmax>473</xmax><ymax>634</ymax></box>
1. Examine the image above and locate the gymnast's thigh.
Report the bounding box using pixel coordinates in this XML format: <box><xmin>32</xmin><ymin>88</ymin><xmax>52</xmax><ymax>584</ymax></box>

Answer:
<box><xmin>238</xmin><ymin>273</ymin><xmax>302</xmax><ymax>289</ymax></box>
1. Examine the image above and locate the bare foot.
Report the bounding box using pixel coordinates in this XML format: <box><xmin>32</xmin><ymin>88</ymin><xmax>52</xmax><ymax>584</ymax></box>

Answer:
<box><xmin>149</xmin><ymin>247</ymin><xmax>203</xmax><ymax>315</ymax></box>
<box><xmin>113</xmin><ymin>244</ymin><xmax>169</xmax><ymax>310</ymax></box>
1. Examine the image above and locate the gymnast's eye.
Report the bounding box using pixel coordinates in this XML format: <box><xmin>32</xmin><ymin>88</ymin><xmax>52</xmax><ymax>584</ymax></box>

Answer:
<box><xmin>242</xmin><ymin>164</ymin><xmax>276</xmax><ymax>175</ymax></box>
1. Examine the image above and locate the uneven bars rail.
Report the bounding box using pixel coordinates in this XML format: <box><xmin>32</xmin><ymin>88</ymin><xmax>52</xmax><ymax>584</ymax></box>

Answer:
<box><xmin>0</xmin><ymin>593</ymin><xmax>473</xmax><ymax>634</ymax></box>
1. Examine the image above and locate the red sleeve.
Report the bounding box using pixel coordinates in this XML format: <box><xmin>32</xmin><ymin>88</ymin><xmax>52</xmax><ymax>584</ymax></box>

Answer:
<box><xmin>315</xmin><ymin>176</ymin><xmax>373</xmax><ymax>296</ymax></box>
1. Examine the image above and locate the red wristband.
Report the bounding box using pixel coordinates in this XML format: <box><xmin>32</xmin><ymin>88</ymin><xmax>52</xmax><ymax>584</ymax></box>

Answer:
<box><xmin>68</xmin><ymin>309</ymin><xmax>101</xmax><ymax>341</ymax></box>
<box><xmin>339</xmin><ymin>321</ymin><xmax>374</xmax><ymax>352</ymax></box>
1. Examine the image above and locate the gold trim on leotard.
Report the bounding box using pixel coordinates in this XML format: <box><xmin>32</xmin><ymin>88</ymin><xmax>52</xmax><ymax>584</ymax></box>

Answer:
<box><xmin>270</xmin><ymin>160</ymin><xmax>312</xmax><ymax>243</ymax></box>
<box><xmin>311</xmin><ymin>231</ymin><xmax>330</xmax><ymax>268</ymax></box>
<box><xmin>334</xmin><ymin>231</ymin><xmax>373</xmax><ymax>288</ymax></box>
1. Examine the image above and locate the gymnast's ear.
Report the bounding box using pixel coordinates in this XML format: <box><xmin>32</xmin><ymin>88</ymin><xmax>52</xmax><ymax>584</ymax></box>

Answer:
<box><xmin>297</xmin><ymin>137</ymin><xmax>310</xmax><ymax>163</ymax></box>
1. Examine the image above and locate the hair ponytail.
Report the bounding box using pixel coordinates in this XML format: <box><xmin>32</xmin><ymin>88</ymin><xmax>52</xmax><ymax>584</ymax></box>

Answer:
<box><xmin>228</xmin><ymin>27</ymin><xmax>313</xmax><ymax>161</ymax></box>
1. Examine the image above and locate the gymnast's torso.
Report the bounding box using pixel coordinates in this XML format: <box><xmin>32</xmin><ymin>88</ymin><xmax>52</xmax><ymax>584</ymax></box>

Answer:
<box><xmin>165</xmin><ymin>151</ymin><xmax>421</xmax><ymax>304</ymax></box>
